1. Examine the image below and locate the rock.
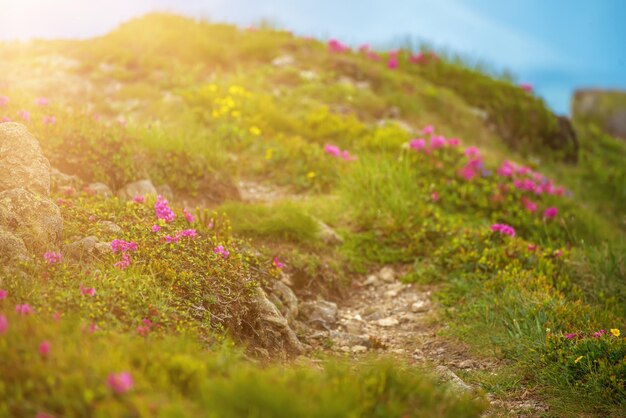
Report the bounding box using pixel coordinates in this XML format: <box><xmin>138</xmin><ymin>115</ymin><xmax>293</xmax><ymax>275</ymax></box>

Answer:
<box><xmin>300</xmin><ymin>300</ymin><xmax>338</xmax><ymax>328</ymax></box>
<box><xmin>377</xmin><ymin>317</ymin><xmax>399</xmax><ymax>327</ymax></box>
<box><xmin>329</xmin><ymin>330</ymin><xmax>369</xmax><ymax>347</ymax></box>
<box><xmin>316</xmin><ymin>219</ymin><xmax>343</xmax><ymax>245</ymax></box>
<box><xmin>50</xmin><ymin>167</ymin><xmax>81</xmax><ymax>193</ymax></box>
<box><xmin>457</xmin><ymin>359</ymin><xmax>474</xmax><ymax>369</ymax></box>
<box><xmin>155</xmin><ymin>184</ymin><xmax>174</xmax><ymax>201</ymax></box>
<box><xmin>351</xmin><ymin>345</ymin><xmax>368</xmax><ymax>353</ymax></box>
<box><xmin>270</xmin><ymin>280</ymin><xmax>299</xmax><ymax>326</ymax></box>
<box><xmin>98</xmin><ymin>221</ymin><xmax>122</xmax><ymax>234</ymax></box>
<box><xmin>117</xmin><ymin>179</ymin><xmax>157</xmax><ymax>200</ymax></box>
<box><xmin>363</xmin><ymin>274</ymin><xmax>378</xmax><ymax>287</ymax></box>
<box><xmin>86</xmin><ymin>182</ymin><xmax>112</xmax><ymax>198</ymax></box>
<box><xmin>410</xmin><ymin>300</ymin><xmax>429</xmax><ymax>313</ymax></box>
<box><xmin>0</xmin><ymin>123</ymin><xmax>51</xmax><ymax>195</ymax></box>
<box><xmin>0</xmin><ymin>225</ymin><xmax>29</xmax><ymax>261</ymax></box>
<box><xmin>63</xmin><ymin>236</ymin><xmax>110</xmax><ymax>260</ymax></box>
<box><xmin>362</xmin><ymin>306</ymin><xmax>385</xmax><ymax>321</ymax></box>
<box><xmin>0</xmin><ymin>187</ymin><xmax>62</xmax><ymax>255</ymax></box>
<box><xmin>436</xmin><ymin>365</ymin><xmax>472</xmax><ymax>393</ymax></box>
<box><xmin>343</xmin><ymin>320</ymin><xmax>363</xmax><ymax>335</ymax></box>
<box><xmin>378</xmin><ymin>266</ymin><xmax>395</xmax><ymax>283</ymax></box>
<box><xmin>252</xmin><ymin>286</ymin><xmax>304</xmax><ymax>354</ymax></box>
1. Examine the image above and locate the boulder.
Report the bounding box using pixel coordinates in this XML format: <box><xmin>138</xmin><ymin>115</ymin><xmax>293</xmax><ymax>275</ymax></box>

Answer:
<box><xmin>86</xmin><ymin>182</ymin><xmax>113</xmax><ymax>198</ymax></box>
<box><xmin>0</xmin><ymin>123</ymin><xmax>51</xmax><ymax>195</ymax></box>
<box><xmin>50</xmin><ymin>167</ymin><xmax>81</xmax><ymax>193</ymax></box>
<box><xmin>0</xmin><ymin>225</ymin><xmax>29</xmax><ymax>261</ymax></box>
<box><xmin>270</xmin><ymin>280</ymin><xmax>299</xmax><ymax>326</ymax></box>
<box><xmin>0</xmin><ymin>187</ymin><xmax>62</xmax><ymax>255</ymax></box>
<box><xmin>252</xmin><ymin>286</ymin><xmax>304</xmax><ymax>355</ymax></box>
<box><xmin>300</xmin><ymin>300</ymin><xmax>338</xmax><ymax>329</ymax></box>
<box><xmin>63</xmin><ymin>236</ymin><xmax>110</xmax><ymax>260</ymax></box>
<box><xmin>117</xmin><ymin>179</ymin><xmax>157</xmax><ymax>200</ymax></box>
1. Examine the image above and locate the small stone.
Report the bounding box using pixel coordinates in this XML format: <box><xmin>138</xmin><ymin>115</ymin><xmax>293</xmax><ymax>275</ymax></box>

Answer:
<box><xmin>117</xmin><ymin>179</ymin><xmax>157</xmax><ymax>200</ymax></box>
<box><xmin>436</xmin><ymin>365</ymin><xmax>472</xmax><ymax>392</ymax></box>
<box><xmin>344</xmin><ymin>320</ymin><xmax>363</xmax><ymax>335</ymax></box>
<box><xmin>351</xmin><ymin>345</ymin><xmax>367</xmax><ymax>353</ymax></box>
<box><xmin>377</xmin><ymin>317</ymin><xmax>399</xmax><ymax>327</ymax></box>
<box><xmin>86</xmin><ymin>182</ymin><xmax>112</xmax><ymax>198</ymax></box>
<box><xmin>300</xmin><ymin>300</ymin><xmax>338</xmax><ymax>328</ymax></box>
<box><xmin>98</xmin><ymin>221</ymin><xmax>122</xmax><ymax>234</ymax></box>
<box><xmin>378</xmin><ymin>266</ymin><xmax>395</xmax><ymax>283</ymax></box>
<box><xmin>457</xmin><ymin>360</ymin><xmax>474</xmax><ymax>369</ymax></box>
<box><xmin>384</xmin><ymin>289</ymin><xmax>398</xmax><ymax>298</ymax></box>
<box><xmin>410</xmin><ymin>300</ymin><xmax>429</xmax><ymax>313</ymax></box>
<box><xmin>363</xmin><ymin>275</ymin><xmax>378</xmax><ymax>286</ymax></box>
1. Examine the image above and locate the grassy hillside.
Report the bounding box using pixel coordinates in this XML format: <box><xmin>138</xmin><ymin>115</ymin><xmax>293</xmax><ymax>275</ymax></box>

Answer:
<box><xmin>1</xmin><ymin>13</ymin><xmax>625</xmax><ymax>417</ymax></box>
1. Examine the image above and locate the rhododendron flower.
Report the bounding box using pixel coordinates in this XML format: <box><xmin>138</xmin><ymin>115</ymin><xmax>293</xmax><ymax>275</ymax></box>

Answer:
<box><xmin>43</xmin><ymin>251</ymin><xmax>62</xmax><ymax>265</ymax></box>
<box><xmin>39</xmin><ymin>340</ymin><xmax>51</xmax><ymax>357</ymax></box>
<box><xmin>341</xmin><ymin>150</ymin><xmax>357</xmax><ymax>161</ymax></box>
<box><xmin>43</xmin><ymin>116</ymin><xmax>56</xmax><ymax>125</ymax></box>
<box><xmin>137</xmin><ymin>325</ymin><xmax>150</xmax><ymax>337</ymax></box>
<box><xmin>107</xmin><ymin>372</ymin><xmax>133</xmax><ymax>394</ymax></box>
<box><xmin>87</xmin><ymin>322</ymin><xmax>98</xmax><ymax>333</ymax></box>
<box><xmin>15</xmin><ymin>304</ymin><xmax>33</xmax><ymax>315</ymax></box>
<box><xmin>610</xmin><ymin>328</ymin><xmax>621</xmax><ymax>337</ymax></box>
<box><xmin>324</xmin><ymin>144</ymin><xmax>341</xmax><ymax>157</ymax></box>
<box><xmin>522</xmin><ymin>197</ymin><xmax>537</xmax><ymax>213</ymax></box>
<box><xmin>543</xmin><ymin>207</ymin><xmax>558</xmax><ymax>220</ymax></box>
<box><xmin>431</xmin><ymin>191</ymin><xmax>440</xmax><ymax>202</ymax></box>
<box><xmin>593</xmin><ymin>329</ymin><xmax>607</xmax><ymax>338</ymax></box>
<box><xmin>422</xmin><ymin>125</ymin><xmax>434</xmax><ymax>135</ymax></box>
<box><xmin>430</xmin><ymin>135</ymin><xmax>446</xmax><ymax>149</ymax></box>
<box><xmin>0</xmin><ymin>289</ymin><xmax>6</xmax><ymax>300</ymax></box>
<box><xmin>447</xmin><ymin>138</ymin><xmax>460</xmax><ymax>147</ymax></box>
<box><xmin>151</xmin><ymin>225</ymin><xmax>161</xmax><ymax>232</ymax></box>
<box><xmin>52</xmin><ymin>312</ymin><xmax>61</xmax><ymax>321</ymax></box>
<box><xmin>110</xmin><ymin>239</ymin><xmax>138</xmax><ymax>253</ymax></box>
<box><xmin>0</xmin><ymin>116</ymin><xmax>11</xmax><ymax>123</ymax></box>
<box><xmin>497</xmin><ymin>160</ymin><xmax>515</xmax><ymax>177</ymax></box>
<box><xmin>328</xmin><ymin>39</ymin><xmax>349</xmax><ymax>53</ymax></box>
<box><xmin>387</xmin><ymin>57</ymin><xmax>398</xmax><ymax>70</ymax></box>
<box><xmin>35</xmin><ymin>97</ymin><xmax>49</xmax><ymax>106</ymax></box>
<box><xmin>154</xmin><ymin>195</ymin><xmax>175</xmax><ymax>223</ymax></box>
<box><xmin>367</xmin><ymin>51</ymin><xmax>381</xmax><ymax>61</ymax></box>
<box><xmin>358</xmin><ymin>44</ymin><xmax>370</xmax><ymax>53</ymax></box>
<box><xmin>273</xmin><ymin>257</ymin><xmax>285</xmax><ymax>269</ymax></box>
<box><xmin>464</xmin><ymin>147</ymin><xmax>480</xmax><ymax>159</ymax></box>
<box><xmin>133</xmin><ymin>195</ymin><xmax>145</xmax><ymax>203</ymax></box>
<box><xmin>114</xmin><ymin>253</ymin><xmax>132</xmax><ymax>270</ymax></box>
<box><xmin>409</xmin><ymin>138</ymin><xmax>426</xmax><ymax>151</ymax></box>
<box><xmin>490</xmin><ymin>223</ymin><xmax>515</xmax><ymax>237</ymax></box>
<box><xmin>165</xmin><ymin>234</ymin><xmax>180</xmax><ymax>243</ymax></box>
<box><xmin>527</xmin><ymin>244</ymin><xmax>537</xmax><ymax>251</ymax></box>
<box><xmin>0</xmin><ymin>314</ymin><xmax>7</xmax><ymax>334</ymax></box>
<box><xmin>17</xmin><ymin>110</ymin><xmax>30</xmax><ymax>121</ymax></box>
<box><xmin>183</xmin><ymin>208</ymin><xmax>195</xmax><ymax>223</ymax></box>
<box><xmin>36</xmin><ymin>413</ymin><xmax>54</xmax><ymax>418</ymax></box>
<box><xmin>80</xmin><ymin>285</ymin><xmax>96</xmax><ymax>297</ymax></box>
<box><xmin>214</xmin><ymin>245</ymin><xmax>230</xmax><ymax>259</ymax></box>
<box><xmin>520</xmin><ymin>83</ymin><xmax>533</xmax><ymax>93</ymax></box>
<box><xmin>180</xmin><ymin>229</ymin><xmax>197</xmax><ymax>238</ymax></box>
<box><xmin>565</xmin><ymin>333</ymin><xmax>577</xmax><ymax>340</ymax></box>
<box><xmin>0</xmin><ymin>96</ymin><xmax>8</xmax><ymax>107</ymax></box>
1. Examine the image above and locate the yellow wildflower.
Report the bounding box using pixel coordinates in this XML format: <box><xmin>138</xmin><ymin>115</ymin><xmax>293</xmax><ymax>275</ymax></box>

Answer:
<box><xmin>574</xmin><ymin>356</ymin><xmax>583</xmax><ymax>364</ymax></box>
<box><xmin>610</xmin><ymin>328</ymin><xmax>620</xmax><ymax>337</ymax></box>
<box><xmin>307</xmin><ymin>171</ymin><xmax>316</xmax><ymax>179</ymax></box>
<box><xmin>265</xmin><ymin>149</ymin><xmax>273</xmax><ymax>160</ymax></box>
<box><xmin>250</xmin><ymin>126</ymin><xmax>261</xmax><ymax>136</ymax></box>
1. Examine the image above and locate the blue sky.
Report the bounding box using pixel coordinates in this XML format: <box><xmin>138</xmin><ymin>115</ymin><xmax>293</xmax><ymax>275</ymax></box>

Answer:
<box><xmin>2</xmin><ymin>0</ymin><xmax>624</xmax><ymax>114</ymax></box>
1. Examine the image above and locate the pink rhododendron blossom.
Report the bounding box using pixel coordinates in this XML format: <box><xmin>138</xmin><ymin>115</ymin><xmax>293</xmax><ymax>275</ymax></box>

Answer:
<box><xmin>358</xmin><ymin>44</ymin><xmax>370</xmax><ymax>54</ymax></box>
<box><xmin>0</xmin><ymin>116</ymin><xmax>11</xmax><ymax>123</ymax></box>
<box><xmin>15</xmin><ymin>304</ymin><xmax>33</xmax><ymax>315</ymax></box>
<box><xmin>273</xmin><ymin>257</ymin><xmax>285</xmax><ymax>269</ymax></box>
<box><xmin>447</xmin><ymin>138</ymin><xmax>460</xmax><ymax>147</ymax></box>
<box><xmin>80</xmin><ymin>285</ymin><xmax>96</xmax><ymax>297</ymax></box>
<box><xmin>328</xmin><ymin>39</ymin><xmax>349</xmax><ymax>53</ymax></box>
<box><xmin>543</xmin><ymin>207</ymin><xmax>558</xmax><ymax>220</ymax></box>
<box><xmin>387</xmin><ymin>57</ymin><xmax>398</xmax><ymax>70</ymax></box>
<box><xmin>527</xmin><ymin>244</ymin><xmax>537</xmax><ymax>252</ymax></box>
<box><xmin>39</xmin><ymin>340</ymin><xmax>51</xmax><ymax>357</ymax></box>
<box><xmin>214</xmin><ymin>245</ymin><xmax>230</xmax><ymax>259</ymax></box>
<box><xmin>133</xmin><ymin>195</ymin><xmax>144</xmax><ymax>203</ymax></box>
<box><xmin>43</xmin><ymin>251</ymin><xmax>62</xmax><ymax>265</ymax></box>
<box><xmin>0</xmin><ymin>314</ymin><xmax>7</xmax><ymax>334</ymax></box>
<box><xmin>522</xmin><ymin>197</ymin><xmax>537</xmax><ymax>213</ymax></box>
<box><xmin>110</xmin><ymin>239</ymin><xmax>137</xmax><ymax>254</ymax></box>
<box><xmin>422</xmin><ymin>125</ymin><xmax>434</xmax><ymax>135</ymax></box>
<box><xmin>464</xmin><ymin>147</ymin><xmax>480</xmax><ymax>159</ymax></box>
<box><xmin>593</xmin><ymin>329</ymin><xmax>607</xmax><ymax>338</ymax></box>
<box><xmin>107</xmin><ymin>372</ymin><xmax>134</xmax><ymax>394</ymax></box>
<box><xmin>324</xmin><ymin>144</ymin><xmax>341</xmax><ymax>157</ymax></box>
<box><xmin>0</xmin><ymin>96</ymin><xmax>8</xmax><ymax>107</ymax></box>
<box><xmin>430</xmin><ymin>135</ymin><xmax>446</xmax><ymax>149</ymax></box>
<box><xmin>183</xmin><ymin>208</ymin><xmax>195</xmax><ymax>223</ymax></box>
<box><xmin>36</xmin><ymin>413</ymin><xmax>54</xmax><ymax>418</ymax></box>
<box><xmin>180</xmin><ymin>229</ymin><xmax>197</xmax><ymax>238</ymax></box>
<box><xmin>43</xmin><ymin>116</ymin><xmax>56</xmax><ymax>125</ymax></box>
<box><xmin>165</xmin><ymin>234</ymin><xmax>180</xmax><ymax>244</ymax></box>
<box><xmin>497</xmin><ymin>160</ymin><xmax>515</xmax><ymax>177</ymax></box>
<box><xmin>35</xmin><ymin>97</ymin><xmax>49</xmax><ymax>106</ymax></box>
<box><xmin>490</xmin><ymin>223</ymin><xmax>516</xmax><ymax>237</ymax></box>
<box><xmin>0</xmin><ymin>289</ymin><xmax>6</xmax><ymax>300</ymax></box>
<box><xmin>151</xmin><ymin>225</ymin><xmax>161</xmax><ymax>232</ymax></box>
<box><xmin>341</xmin><ymin>150</ymin><xmax>357</xmax><ymax>161</ymax></box>
<box><xmin>17</xmin><ymin>110</ymin><xmax>30</xmax><ymax>121</ymax></box>
<box><xmin>409</xmin><ymin>138</ymin><xmax>426</xmax><ymax>151</ymax></box>
<box><xmin>520</xmin><ymin>83</ymin><xmax>533</xmax><ymax>93</ymax></box>
<box><xmin>137</xmin><ymin>325</ymin><xmax>150</xmax><ymax>337</ymax></box>
<box><xmin>431</xmin><ymin>191</ymin><xmax>440</xmax><ymax>202</ymax></box>
<box><xmin>367</xmin><ymin>51</ymin><xmax>381</xmax><ymax>61</ymax></box>
<box><xmin>114</xmin><ymin>253</ymin><xmax>132</xmax><ymax>270</ymax></box>
<box><xmin>52</xmin><ymin>312</ymin><xmax>61</xmax><ymax>321</ymax></box>
<box><xmin>154</xmin><ymin>195</ymin><xmax>175</xmax><ymax>223</ymax></box>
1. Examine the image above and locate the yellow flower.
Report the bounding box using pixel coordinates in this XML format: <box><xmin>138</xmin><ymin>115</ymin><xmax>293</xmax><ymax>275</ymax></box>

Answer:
<box><xmin>208</xmin><ymin>84</ymin><xmax>217</xmax><ymax>92</ymax></box>
<box><xmin>249</xmin><ymin>126</ymin><xmax>261</xmax><ymax>136</ymax></box>
<box><xmin>610</xmin><ymin>328</ymin><xmax>621</xmax><ymax>337</ymax></box>
<box><xmin>574</xmin><ymin>356</ymin><xmax>583</xmax><ymax>364</ymax></box>
<box><xmin>231</xmin><ymin>110</ymin><xmax>241</xmax><ymax>118</ymax></box>
<box><xmin>307</xmin><ymin>171</ymin><xmax>316</xmax><ymax>179</ymax></box>
<box><xmin>265</xmin><ymin>149</ymin><xmax>273</xmax><ymax>160</ymax></box>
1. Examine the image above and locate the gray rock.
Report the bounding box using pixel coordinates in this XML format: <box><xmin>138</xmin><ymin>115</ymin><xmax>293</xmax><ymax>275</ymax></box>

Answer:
<box><xmin>377</xmin><ymin>317</ymin><xmax>399</xmax><ymax>327</ymax></box>
<box><xmin>436</xmin><ymin>365</ymin><xmax>472</xmax><ymax>393</ymax></box>
<box><xmin>378</xmin><ymin>266</ymin><xmax>395</xmax><ymax>283</ymax></box>
<box><xmin>316</xmin><ymin>220</ymin><xmax>343</xmax><ymax>245</ymax></box>
<box><xmin>98</xmin><ymin>221</ymin><xmax>122</xmax><ymax>234</ymax></box>
<box><xmin>410</xmin><ymin>300</ymin><xmax>429</xmax><ymax>313</ymax></box>
<box><xmin>117</xmin><ymin>179</ymin><xmax>157</xmax><ymax>200</ymax></box>
<box><xmin>0</xmin><ymin>123</ymin><xmax>51</xmax><ymax>195</ymax></box>
<box><xmin>155</xmin><ymin>184</ymin><xmax>174</xmax><ymax>201</ymax></box>
<box><xmin>270</xmin><ymin>280</ymin><xmax>299</xmax><ymax>326</ymax></box>
<box><xmin>0</xmin><ymin>225</ymin><xmax>28</xmax><ymax>261</ymax></box>
<box><xmin>253</xmin><ymin>286</ymin><xmax>304</xmax><ymax>354</ymax></box>
<box><xmin>363</xmin><ymin>274</ymin><xmax>379</xmax><ymax>287</ymax></box>
<box><xmin>50</xmin><ymin>167</ymin><xmax>81</xmax><ymax>193</ymax></box>
<box><xmin>351</xmin><ymin>345</ymin><xmax>368</xmax><ymax>353</ymax></box>
<box><xmin>0</xmin><ymin>187</ymin><xmax>62</xmax><ymax>255</ymax></box>
<box><xmin>63</xmin><ymin>236</ymin><xmax>110</xmax><ymax>260</ymax></box>
<box><xmin>300</xmin><ymin>300</ymin><xmax>338</xmax><ymax>328</ymax></box>
<box><xmin>86</xmin><ymin>182</ymin><xmax>112</xmax><ymax>198</ymax></box>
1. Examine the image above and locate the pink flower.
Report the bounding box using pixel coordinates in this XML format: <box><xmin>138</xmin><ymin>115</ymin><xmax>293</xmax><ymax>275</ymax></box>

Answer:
<box><xmin>273</xmin><ymin>257</ymin><xmax>285</xmax><ymax>269</ymax></box>
<box><xmin>80</xmin><ymin>285</ymin><xmax>96</xmax><ymax>297</ymax></box>
<box><xmin>328</xmin><ymin>39</ymin><xmax>349</xmax><ymax>53</ymax></box>
<box><xmin>154</xmin><ymin>195</ymin><xmax>175</xmax><ymax>223</ymax></box>
<box><xmin>151</xmin><ymin>225</ymin><xmax>161</xmax><ymax>232</ymax></box>
<box><xmin>430</xmin><ymin>135</ymin><xmax>446</xmax><ymax>149</ymax></box>
<box><xmin>39</xmin><ymin>340</ymin><xmax>51</xmax><ymax>357</ymax></box>
<box><xmin>543</xmin><ymin>207</ymin><xmax>558</xmax><ymax>220</ymax></box>
<box><xmin>593</xmin><ymin>329</ymin><xmax>607</xmax><ymax>338</ymax></box>
<box><xmin>464</xmin><ymin>147</ymin><xmax>480</xmax><ymax>159</ymax></box>
<box><xmin>409</xmin><ymin>138</ymin><xmax>426</xmax><ymax>151</ymax></box>
<box><xmin>358</xmin><ymin>44</ymin><xmax>370</xmax><ymax>54</ymax></box>
<box><xmin>183</xmin><ymin>208</ymin><xmax>195</xmax><ymax>223</ymax></box>
<box><xmin>0</xmin><ymin>96</ymin><xmax>8</xmax><ymax>107</ymax></box>
<box><xmin>490</xmin><ymin>223</ymin><xmax>515</xmax><ymax>237</ymax></box>
<box><xmin>137</xmin><ymin>325</ymin><xmax>150</xmax><ymax>337</ymax></box>
<box><xmin>114</xmin><ymin>253</ymin><xmax>132</xmax><ymax>270</ymax></box>
<box><xmin>35</xmin><ymin>97</ymin><xmax>50</xmax><ymax>106</ymax></box>
<box><xmin>520</xmin><ymin>83</ymin><xmax>533</xmax><ymax>93</ymax></box>
<box><xmin>497</xmin><ymin>160</ymin><xmax>515</xmax><ymax>177</ymax></box>
<box><xmin>214</xmin><ymin>245</ymin><xmax>230</xmax><ymax>259</ymax></box>
<box><xmin>165</xmin><ymin>234</ymin><xmax>180</xmax><ymax>243</ymax></box>
<box><xmin>0</xmin><ymin>289</ymin><xmax>6</xmax><ymax>300</ymax></box>
<box><xmin>0</xmin><ymin>116</ymin><xmax>11</xmax><ymax>123</ymax></box>
<box><xmin>447</xmin><ymin>138</ymin><xmax>460</xmax><ymax>147</ymax></box>
<box><xmin>43</xmin><ymin>115</ymin><xmax>56</xmax><ymax>125</ymax></box>
<box><xmin>17</xmin><ymin>110</ymin><xmax>30</xmax><ymax>121</ymax></box>
<box><xmin>133</xmin><ymin>195</ymin><xmax>145</xmax><ymax>203</ymax></box>
<box><xmin>43</xmin><ymin>251</ymin><xmax>62</xmax><ymax>265</ymax></box>
<box><xmin>324</xmin><ymin>144</ymin><xmax>341</xmax><ymax>157</ymax></box>
<box><xmin>527</xmin><ymin>244</ymin><xmax>537</xmax><ymax>252</ymax></box>
<box><xmin>522</xmin><ymin>197</ymin><xmax>537</xmax><ymax>213</ymax></box>
<box><xmin>341</xmin><ymin>150</ymin><xmax>357</xmax><ymax>161</ymax></box>
<box><xmin>387</xmin><ymin>57</ymin><xmax>398</xmax><ymax>70</ymax></box>
<box><xmin>87</xmin><ymin>322</ymin><xmax>98</xmax><ymax>333</ymax></box>
<box><xmin>0</xmin><ymin>314</ymin><xmax>7</xmax><ymax>334</ymax></box>
<box><xmin>565</xmin><ymin>333</ymin><xmax>577</xmax><ymax>340</ymax></box>
<box><xmin>15</xmin><ymin>304</ymin><xmax>33</xmax><ymax>315</ymax></box>
<box><xmin>180</xmin><ymin>229</ymin><xmax>197</xmax><ymax>238</ymax></box>
<box><xmin>431</xmin><ymin>191</ymin><xmax>440</xmax><ymax>202</ymax></box>
<box><xmin>367</xmin><ymin>51</ymin><xmax>381</xmax><ymax>61</ymax></box>
<box><xmin>52</xmin><ymin>312</ymin><xmax>62</xmax><ymax>321</ymax></box>
<box><xmin>107</xmin><ymin>372</ymin><xmax>133</xmax><ymax>394</ymax></box>
<box><xmin>422</xmin><ymin>125</ymin><xmax>434</xmax><ymax>135</ymax></box>
<box><xmin>110</xmin><ymin>239</ymin><xmax>138</xmax><ymax>254</ymax></box>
